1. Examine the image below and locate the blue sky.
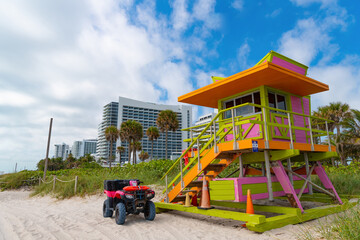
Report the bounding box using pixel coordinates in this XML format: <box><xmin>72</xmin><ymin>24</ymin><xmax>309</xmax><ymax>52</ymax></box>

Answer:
<box><xmin>0</xmin><ymin>0</ymin><xmax>360</xmax><ymax>173</ymax></box>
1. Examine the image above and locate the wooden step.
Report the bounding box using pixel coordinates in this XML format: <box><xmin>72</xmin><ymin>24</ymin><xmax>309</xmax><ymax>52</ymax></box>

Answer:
<box><xmin>204</xmin><ymin>164</ymin><xmax>226</xmax><ymax>172</ymax></box>
<box><xmin>187</xmin><ymin>180</ymin><xmax>203</xmax><ymax>188</ymax></box>
<box><xmin>172</xmin><ymin>195</ymin><xmax>186</xmax><ymax>202</ymax></box>
<box><xmin>216</xmin><ymin>152</ymin><xmax>237</xmax><ymax>160</ymax></box>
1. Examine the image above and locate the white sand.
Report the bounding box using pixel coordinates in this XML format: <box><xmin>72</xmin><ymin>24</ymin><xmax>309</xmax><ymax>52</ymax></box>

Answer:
<box><xmin>0</xmin><ymin>190</ymin><xmax>339</xmax><ymax>240</ymax></box>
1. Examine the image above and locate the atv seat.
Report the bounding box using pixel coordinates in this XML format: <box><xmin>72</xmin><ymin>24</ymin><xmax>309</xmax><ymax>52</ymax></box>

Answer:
<box><xmin>104</xmin><ymin>179</ymin><xmax>141</xmax><ymax>191</ymax></box>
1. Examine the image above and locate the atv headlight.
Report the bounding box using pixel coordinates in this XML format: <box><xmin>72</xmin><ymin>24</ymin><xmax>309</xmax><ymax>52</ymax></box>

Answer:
<box><xmin>146</xmin><ymin>193</ymin><xmax>153</xmax><ymax>198</ymax></box>
<box><xmin>125</xmin><ymin>194</ymin><xmax>134</xmax><ymax>199</ymax></box>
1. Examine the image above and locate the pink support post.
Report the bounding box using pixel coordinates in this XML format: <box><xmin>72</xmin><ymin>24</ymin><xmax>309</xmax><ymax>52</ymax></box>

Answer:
<box><xmin>272</xmin><ymin>160</ymin><xmax>304</xmax><ymax>212</ymax></box>
<box><xmin>314</xmin><ymin>161</ymin><xmax>343</xmax><ymax>204</ymax></box>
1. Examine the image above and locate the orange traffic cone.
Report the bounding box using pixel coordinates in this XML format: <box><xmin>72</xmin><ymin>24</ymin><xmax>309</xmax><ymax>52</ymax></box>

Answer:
<box><xmin>243</xmin><ymin>189</ymin><xmax>254</xmax><ymax>227</ymax></box>
<box><xmin>246</xmin><ymin>189</ymin><xmax>254</xmax><ymax>214</ymax></box>
<box><xmin>197</xmin><ymin>175</ymin><xmax>214</xmax><ymax>210</ymax></box>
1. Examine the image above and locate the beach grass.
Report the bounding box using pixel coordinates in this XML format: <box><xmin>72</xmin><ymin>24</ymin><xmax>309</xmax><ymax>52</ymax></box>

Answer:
<box><xmin>1</xmin><ymin>159</ymin><xmax>175</xmax><ymax>198</ymax></box>
<box><xmin>297</xmin><ymin>206</ymin><xmax>360</xmax><ymax>240</ymax></box>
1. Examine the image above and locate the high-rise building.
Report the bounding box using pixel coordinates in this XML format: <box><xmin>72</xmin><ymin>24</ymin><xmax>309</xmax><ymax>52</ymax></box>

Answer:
<box><xmin>193</xmin><ymin>112</ymin><xmax>217</xmax><ymax>147</ymax></box>
<box><xmin>72</xmin><ymin>139</ymin><xmax>97</xmax><ymax>159</ymax></box>
<box><xmin>54</xmin><ymin>143</ymin><xmax>70</xmax><ymax>160</ymax></box>
<box><xmin>96</xmin><ymin>97</ymin><xmax>192</xmax><ymax>164</ymax></box>
<box><xmin>96</xmin><ymin>102</ymin><xmax>119</xmax><ymax>160</ymax></box>
<box><xmin>118</xmin><ymin>97</ymin><xmax>192</xmax><ymax>163</ymax></box>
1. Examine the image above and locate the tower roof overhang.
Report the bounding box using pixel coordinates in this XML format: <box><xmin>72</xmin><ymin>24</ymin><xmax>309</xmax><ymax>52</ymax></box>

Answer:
<box><xmin>178</xmin><ymin>62</ymin><xmax>329</xmax><ymax>108</ymax></box>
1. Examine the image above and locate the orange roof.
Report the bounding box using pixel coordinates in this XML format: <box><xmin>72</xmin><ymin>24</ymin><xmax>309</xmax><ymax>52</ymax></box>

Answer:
<box><xmin>178</xmin><ymin>62</ymin><xmax>329</xmax><ymax>108</ymax></box>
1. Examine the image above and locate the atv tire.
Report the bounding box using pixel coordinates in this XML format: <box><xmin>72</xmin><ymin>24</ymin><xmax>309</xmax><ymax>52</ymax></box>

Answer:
<box><xmin>144</xmin><ymin>201</ymin><xmax>156</xmax><ymax>221</ymax></box>
<box><xmin>103</xmin><ymin>199</ymin><xmax>113</xmax><ymax>218</ymax></box>
<box><xmin>115</xmin><ymin>202</ymin><xmax>126</xmax><ymax>225</ymax></box>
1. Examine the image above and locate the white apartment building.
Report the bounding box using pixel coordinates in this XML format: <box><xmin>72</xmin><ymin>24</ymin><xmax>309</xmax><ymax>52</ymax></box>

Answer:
<box><xmin>96</xmin><ymin>97</ymin><xmax>192</xmax><ymax>164</ymax></box>
<box><xmin>72</xmin><ymin>139</ymin><xmax>97</xmax><ymax>159</ymax></box>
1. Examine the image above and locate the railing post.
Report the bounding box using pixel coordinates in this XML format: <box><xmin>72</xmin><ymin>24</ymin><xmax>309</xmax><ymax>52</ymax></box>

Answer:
<box><xmin>213</xmin><ymin>121</ymin><xmax>218</xmax><ymax>153</ymax></box>
<box><xmin>197</xmin><ymin>138</ymin><xmax>202</xmax><ymax>171</ymax></box>
<box><xmin>239</xmin><ymin>155</ymin><xmax>244</xmax><ymax>177</ymax></box>
<box><xmin>180</xmin><ymin>158</ymin><xmax>184</xmax><ymax>188</ymax></box>
<box><xmin>52</xmin><ymin>175</ymin><xmax>56</xmax><ymax>192</ymax></box>
<box><xmin>165</xmin><ymin>174</ymin><xmax>169</xmax><ymax>203</ymax></box>
<box><xmin>263</xmin><ymin>107</ymin><xmax>269</xmax><ymax>149</ymax></box>
<box><xmin>325</xmin><ymin>121</ymin><xmax>331</xmax><ymax>152</ymax></box>
<box><xmin>287</xmin><ymin>113</ymin><xmax>294</xmax><ymax>149</ymax></box>
<box><xmin>304</xmin><ymin>153</ymin><xmax>313</xmax><ymax>194</ymax></box>
<box><xmin>264</xmin><ymin>150</ymin><xmax>273</xmax><ymax>201</ymax></box>
<box><xmin>210</xmin><ymin>125</ymin><xmax>213</xmax><ymax>148</ymax></box>
<box><xmin>190</xmin><ymin>130</ymin><xmax>194</xmax><ymax>157</ymax></box>
<box><xmin>308</xmin><ymin>118</ymin><xmax>314</xmax><ymax>151</ymax></box>
<box><xmin>74</xmin><ymin>176</ymin><xmax>78</xmax><ymax>194</ymax></box>
<box><xmin>231</xmin><ymin>109</ymin><xmax>238</xmax><ymax>150</ymax></box>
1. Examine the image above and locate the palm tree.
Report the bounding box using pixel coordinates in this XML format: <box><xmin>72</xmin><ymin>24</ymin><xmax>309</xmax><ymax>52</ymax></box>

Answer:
<box><xmin>146</xmin><ymin>126</ymin><xmax>159</xmax><ymax>160</ymax></box>
<box><xmin>131</xmin><ymin>141</ymin><xmax>142</xmax><ymax>164</ymax></box>
<box><xmin>116</xmin><ymin>146</ymin><xmax>125</xmax><ymax>165</ymax></box>
<box><xmin>138</xmin><ymin>151</ymin><xmax>149</xmax><ymax>162</ymax></box>
<box><xmin>119</xmin><ymin>120</ymin><xmax>143</xmax><ymax>164</ymax></box>
<box><xmin>156</xmin><ymin>110</ymin><xmax>179</xmax><ymax>159</ymax></box>
<box><xmin>105</xmin><ymin>125</ymin><xmax>119</xmax><ymax>168</ymax></box>
<box><xmin>327</xmin><ymin>102</ymin><xmax>352</xmax><ymax>165</ymax></box>
<box><xmin>313</xmin><ymin>102</ymin><xmax>352</xmax><ymax>165</ymax></box>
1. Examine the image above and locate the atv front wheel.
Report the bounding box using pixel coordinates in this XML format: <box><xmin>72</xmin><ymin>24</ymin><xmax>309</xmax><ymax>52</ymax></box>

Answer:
<box><xmin>144</xmin><ymin>201</ymin><xmax>156</xmax><ymax>221</ymax></box>
<box><xmin>103</xmin><ymin>199</ymin><xmax>113</xmax><ymax>218</ymax></box>
<box><xmin>115</xmin><ymin>202</ymin><xmax>126</xmax><ymax>225</ymax></box>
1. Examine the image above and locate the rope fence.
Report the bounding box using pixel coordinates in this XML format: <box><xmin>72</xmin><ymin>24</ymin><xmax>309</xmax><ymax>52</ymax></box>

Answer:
<box><xmin>39</xmin><ymin>176</ymin><xmax>79</xmax><ymax>194</ymax></box>
<box><xmin>0</xmin><ymin>176</ymin><xmax>79</xmax><ymax>194</ymax></box>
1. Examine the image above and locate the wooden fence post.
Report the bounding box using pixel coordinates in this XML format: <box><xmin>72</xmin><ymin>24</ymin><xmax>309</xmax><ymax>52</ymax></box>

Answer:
<box><xmin>74</xmin><ymin>176</ymin><xmax>78</xmax><ymax>194</ymax></box>
<box><xmin>53</xmin><ymin>175</ymin><xmax>56</xmax><ymax>191</ymax></box>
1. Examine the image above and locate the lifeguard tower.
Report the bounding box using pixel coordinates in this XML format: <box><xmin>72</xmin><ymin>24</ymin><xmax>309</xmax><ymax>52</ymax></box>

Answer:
<box><xmin>155</xmin><ymin>51</ymin><xmax>355</xmax><ymax>232</ymax></box>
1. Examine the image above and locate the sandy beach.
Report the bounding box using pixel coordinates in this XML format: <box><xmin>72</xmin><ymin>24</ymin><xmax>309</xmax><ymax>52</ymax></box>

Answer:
<box><xmin>0</xmin><ymin>190</ymin><xmax>330</xmax><ymax>240</ymax></box>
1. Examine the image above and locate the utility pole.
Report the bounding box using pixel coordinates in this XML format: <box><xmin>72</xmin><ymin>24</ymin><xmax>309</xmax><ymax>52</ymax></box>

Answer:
<box><xmin>43</xmin><ymin>118</ymin><xmax>53</xmax><ymax>180</ymax></box>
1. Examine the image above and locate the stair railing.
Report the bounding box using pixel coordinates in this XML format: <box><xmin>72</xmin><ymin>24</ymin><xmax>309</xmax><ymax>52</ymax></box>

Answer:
<box><xmin>161</xmin><ymin>102</ymin><xmax>334</xmax><ymax>201</ymax></box>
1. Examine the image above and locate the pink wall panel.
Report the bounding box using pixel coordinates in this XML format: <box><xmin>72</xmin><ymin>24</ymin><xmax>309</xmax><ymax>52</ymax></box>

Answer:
<box><xmin>291</xmin><ymin>96</ymin><xmax>306</xmax><ymax>143</ymax></box>
<box><xmin>272</xmin><ymin>56</ymin><xmax>306</xmax><ymax>75</ymax></box>
<box><xmin>302</xmin><ymin>97</ymin><xmax>310</xmax><ymax>143</ymax></box>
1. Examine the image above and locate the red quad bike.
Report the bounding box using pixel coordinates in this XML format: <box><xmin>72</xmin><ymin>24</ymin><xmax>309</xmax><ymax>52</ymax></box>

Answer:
<box><xmin>103</xmin><ymin>179</ymin><xmax>156</xmax><ymax>225</ymax></box>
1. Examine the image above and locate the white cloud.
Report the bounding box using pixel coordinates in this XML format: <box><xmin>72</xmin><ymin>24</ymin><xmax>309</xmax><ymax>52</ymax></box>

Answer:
<box><xmin>266</xmin><ymin>9</ymin><xmax>282</xmax><ymax>18</ymax></box>
<box><xmin>171</xmin><ymin>0</ymin><xmax>191</xmax><ymax>31</ymax></box>
<box><xmin>231</xmin><ymin>0</ymin><xmax>244</xmax><ymax>11</ymax></box>
<box><xmin>310</xmin><ymin>56</ymin><xmax>360</xmax><ymax>110</ymax></box>
<box><xmin>193</xmin><ymin>0</ymin><xmax>221</xmax><ymax>33</ymax></box>
<box><xmin>0</xmin><ymin>90</ymin><xmax>37</xmax><ymax>107</ymax></box>
<box><xmin>0</xmin><ymin>0</ymin><xmax>223</xmax><ymax>172</ymax></box>
<box><xmin>290</xmin><ymin>0</ymin><xmax>337</xmax><ymax>8</ymax></box>
<box><xmin>280</xmin><ymin>0</ymin><xmax>360</xmax><ymax>113</ymax></box>
<box><xmin>237</xmin><ymin>41</ymin><xmax>251</xmax><ymax>70</ymax></box>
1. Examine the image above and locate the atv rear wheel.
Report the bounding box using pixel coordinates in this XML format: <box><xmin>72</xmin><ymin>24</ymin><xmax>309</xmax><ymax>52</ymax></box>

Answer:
<box><xmin>144</xmin><ymin>201</ymin><xmax>156</xmax><ymax>221</ymax></box>
<box><xmin>115</xmin><ymin>202</ymin><xmax>126</xmax><ymax>225</ymax></box>
<box><xmin>103</xmin><ymin>199</ymin><xmax>113</xmax><ymax>218</ymax></box>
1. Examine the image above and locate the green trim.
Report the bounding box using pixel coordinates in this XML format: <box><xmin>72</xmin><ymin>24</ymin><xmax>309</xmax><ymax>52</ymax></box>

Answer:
<box><xmin>238</xmin><ymin>149</ymin><xmax>300</xmax><ymax>164</ymax></box>
<box><xmin>255</xmin><ymin>50</ymin><xmax>308</xmax><ymax>72</ymax></box>
<box><xmin>290</xmin><ymin>152</ymin><xmax>338</xmax><ymax>162</ymax></box>
<box><xmin>155</xmin><ymin>199</ymin><xmax>356</xmax><ymax>233</ymax></box>
<box><xmin>218</xmin><ymin>87</ymin><xmax>261</xmax><ymax>110</ymax></box>
<box><xmin>242</xmin><ymin>180</ymin><xmax>305</xmax><ymax>195</ymax></box>
<box><xmin>255</xmin><ymin>51</ymin><xmax>272</xmax><ymax>66</ymax></box>
<box><xmin>154</xmin><ymin>202</ymin><xmax>266</xmax><ymax>224</ymax></box>
<box><xmin>211</xmin><ymin>76</ymin><xmax>225</xmax><ymax>83</ymax></box>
